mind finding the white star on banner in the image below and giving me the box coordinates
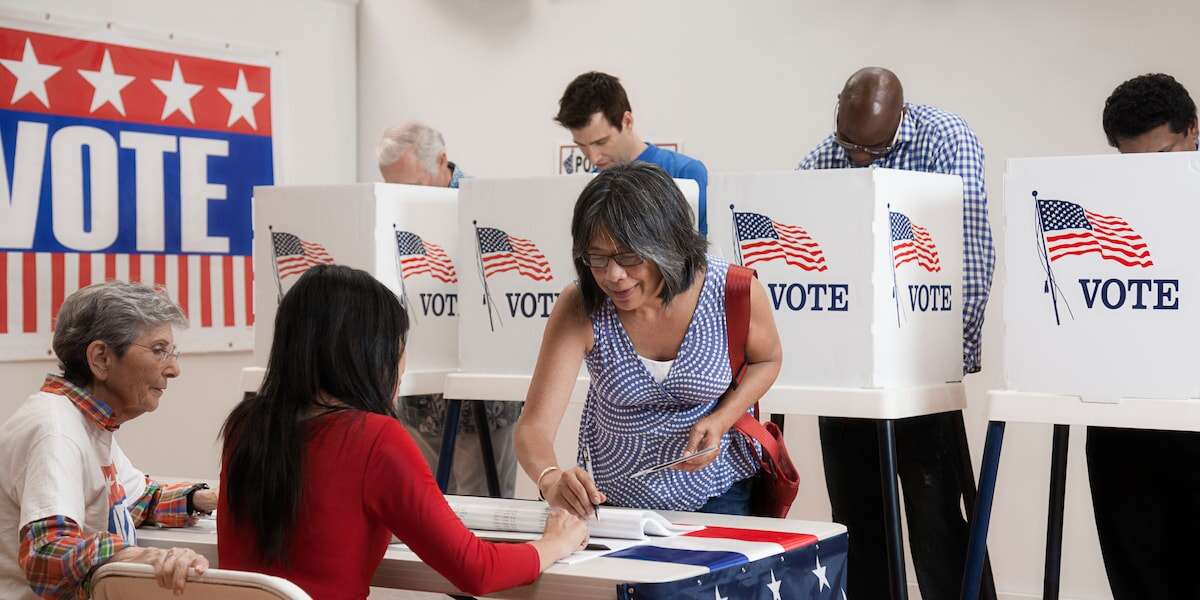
[78,49,134,115]
[812,554,830,592]
[713,584,728,600]
[152,60,202,122]
[0,38,61,107]
[766,569,783,600]
[217,68,264,129]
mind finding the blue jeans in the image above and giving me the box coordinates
[696,474,756,515]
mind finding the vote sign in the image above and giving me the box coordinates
[0,23,275,359]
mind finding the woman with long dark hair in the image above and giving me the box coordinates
[217,265,586,598]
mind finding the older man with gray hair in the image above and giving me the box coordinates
[378,121,464,188]
[378,122,520,498]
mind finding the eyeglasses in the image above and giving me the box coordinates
[131,343,181,363]
[833,102,907,158]
[578,252,645,269]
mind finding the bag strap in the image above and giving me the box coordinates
[725,264,754,391]
[725,263,768,430]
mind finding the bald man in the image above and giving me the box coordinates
[798,68,995,600]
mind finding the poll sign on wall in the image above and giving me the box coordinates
[0,18,275,360]
[556,141,682,175]
[708,168,963,388]
[253,184,459,395]
[457,176,699,376]
[1005,153,1200,402]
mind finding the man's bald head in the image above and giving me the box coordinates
[836,67,905,165]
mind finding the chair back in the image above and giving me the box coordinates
[91,562,311,600]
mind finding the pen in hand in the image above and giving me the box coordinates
[583,445,600,520]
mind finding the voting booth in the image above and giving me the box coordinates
[707,168,964,417]
[1004,152,1200,403]
[445,175,701,402]
[252,183,460,396]
[962,152,1200,600]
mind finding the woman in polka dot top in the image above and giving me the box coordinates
[515,162,783,516]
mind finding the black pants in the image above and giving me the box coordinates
[820,412,993,600]
[1087,426,1200,599]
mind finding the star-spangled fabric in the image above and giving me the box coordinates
[798,102,993,373]
[1036,198,1152,268]
[614,529,849,599]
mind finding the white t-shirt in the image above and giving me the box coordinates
[0,388,145,600]
[639,354,676,384]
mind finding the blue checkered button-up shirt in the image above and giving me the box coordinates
[798,103,995,374]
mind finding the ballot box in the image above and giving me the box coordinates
[252,183,459,395]
[707,168,964,393]
[447,175,700,402]
[1004,152,1200,403]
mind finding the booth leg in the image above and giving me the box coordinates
[436,400,463,493]
[1043,424,1070,600]
[473,400,501,498]
[953,411,998,600]
[960,421,1006,600]
[878,419,909,600]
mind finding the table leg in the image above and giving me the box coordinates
[1043,424,1069,600]
[473,400,501,497]
[878,419,909,600]
[952,411,998,600]
[960,420,1005,600]
[436,399,463,493]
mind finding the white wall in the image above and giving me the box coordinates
[0,0,358,481]
[357,1,1198,599]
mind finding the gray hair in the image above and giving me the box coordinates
[377,122,445,176]
[570,162,708,315]
[53,280,188,387]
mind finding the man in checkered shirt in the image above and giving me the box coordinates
[798,67,995,600]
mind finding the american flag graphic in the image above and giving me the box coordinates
[1037,199,1153,268]
[734,211,828,271]
[271,232,333,279]
[0,27,272,350]
[476,226,553,281]
[395,231,457,283]
[890,212,942,272]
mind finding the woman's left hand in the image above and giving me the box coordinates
[674,413,734,472]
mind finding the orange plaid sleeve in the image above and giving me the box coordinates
[18,515,129,599]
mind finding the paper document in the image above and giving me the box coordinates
[446,496,703,541]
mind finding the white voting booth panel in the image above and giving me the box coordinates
[253,183,459,396]
[707,169,963,416]
[1004,152,1200,404]
[448,175,700,402]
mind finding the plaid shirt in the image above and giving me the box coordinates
[17,375,205,599]
[798,103,995,374]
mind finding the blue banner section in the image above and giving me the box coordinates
[0,109,271,256]
[617,532,849,600]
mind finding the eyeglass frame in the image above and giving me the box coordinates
[577,252,645,269]
[833,101,907,158]
[130,342,181,363]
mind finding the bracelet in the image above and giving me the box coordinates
[535,466,561,500]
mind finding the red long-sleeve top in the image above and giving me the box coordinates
[217,411,539,599]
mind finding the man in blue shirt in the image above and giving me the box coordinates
[555,71,710,234]
[1090,73,1199,600]
[798,67,996,600]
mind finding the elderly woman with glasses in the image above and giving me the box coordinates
[515,162,783,518]
[0,281,216,599]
